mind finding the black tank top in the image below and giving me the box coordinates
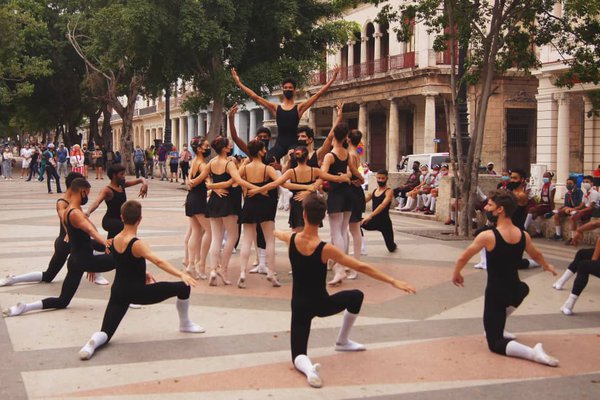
[65,208,92,256]
[106,186,127,219]
[327,152,349,190]
[486,228,525,294]
[371,188,390,218]
[289,233,328,302]
[111,238,146,290]
[210,161,232,184]
[57,198,69,237]
[276,105,300,147]
[291,151,319,169]
[190,168,207,195]
[290,168,315,195]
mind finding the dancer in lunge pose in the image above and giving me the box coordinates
[559,236,600,315]
[3,178,114,317]
[231,67,339,162]
[184,136,214,280]
[86,164,148,285]
[452,190,560,367]
[274,193,415,388]
[78,201,203,360]
[362,170,397,252]
[0,172,86,287]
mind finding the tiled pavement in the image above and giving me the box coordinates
[0,178,599,399]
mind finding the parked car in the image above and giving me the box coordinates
[398,152,450,172]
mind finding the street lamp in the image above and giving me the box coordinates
[163,84,173,152]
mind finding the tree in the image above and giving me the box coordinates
[374,0,599,236]
[179,0,358,138]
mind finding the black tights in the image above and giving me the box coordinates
[291,289,363,361]
[568,248,594,273]
[483,282,529,355]
[572,260,600,296]
[45,165,61,193]
[103,217,124,239]
[41,239,106,283]
[362,217,397,252]
[101,282,190,341]
[41,253,114,310]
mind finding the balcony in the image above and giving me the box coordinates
[139,105,157,116]
[309,52,417,85]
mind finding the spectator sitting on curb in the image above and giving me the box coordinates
[555,175,599,244]
[394,161,421,210]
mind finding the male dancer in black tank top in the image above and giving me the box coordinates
[0,172,85,287]
[232,67,339,163]
[453,190,559,367]
[3,178,114,317]
[362,170,397,252]
[78,200,204,360]
[275,193,415,388]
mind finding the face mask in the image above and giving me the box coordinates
[485,210,498,223]
[283,90,294,100]
[261,139,270,150]
[297,139,308,147]
[487,166,493,170]
[501,175,510,181]
[81,194,89,206]
[117,178,126,187]
[542,177,550,184]
[202,148,211,158]
[506,181,520,191]
[377,180,387,187]
[413,165,420,172]
[582,182,591,191]
[421,171,428,175]
[566,184,574,191]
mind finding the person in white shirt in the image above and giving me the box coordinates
[564,175,600,245]
[20,144,33,179]
[2,146,14,180]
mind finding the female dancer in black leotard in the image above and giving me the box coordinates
[320,123,364,285]
[189,136,259,286]
[347,129,366,279]
[184,136,214,280]
[274,193,415,388]
[362,170,397,252]
[231,67,339,163]
[0,172,84,286]
[78,200,204,360]
[3,178,114,317]
[453,190,559,367]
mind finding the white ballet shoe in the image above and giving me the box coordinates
[307,363,322,388]
[3,302,26,317]
[473,262,487,270]
[335,339,366,352]
[79,341,97,360]
[208,270,218,286]
[128,304,141,309]
[552,281,564,290]
[533,343,559,367]
[249,265,268,274]
[185,266,200,280]
[560,306,574,315]
[346,270,358,280]
[94,274,110,285]
[180,322,206,333]
[267,273,281,287]
[0,275,15,287]
[327,272,346,286]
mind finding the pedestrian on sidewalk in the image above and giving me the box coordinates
[43,144,62,193]
[2,145,14,180]
[57,143,69,178]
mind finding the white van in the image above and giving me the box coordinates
[398,152,450,172]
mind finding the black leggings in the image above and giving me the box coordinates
[180,162,189,181]
[41,253,114,310]
[134,162,146,178]
[572,259,600,296]
[103,216,124,239]
[568,248,594,273]
[393,187,412,200]
[101,282,191,341]
[42,237,70,283]
[483,282,529,355]
[265,142,291,164]
[362,217,396,252]
[291,289,363,361]
[45,165,61,193]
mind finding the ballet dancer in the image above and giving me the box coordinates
[559,236,600,315]
[274,193,415,388]
[452,190,559,367]
[78,200,204,360]
[361,170,397,252]
[347,129,366,279]
[3,178,114,317]
[231,67,339,162]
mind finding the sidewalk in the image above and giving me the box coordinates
[0,178,599,399]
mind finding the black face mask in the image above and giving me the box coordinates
[117,178,126,187]
[202,148,211,158]
[485,211,498,223]
[297,139,308,147]
[506,181,520,191]
[283,90,294,100]
[261,139,270,150]
[81,194,89,206]
[377,180,387,187]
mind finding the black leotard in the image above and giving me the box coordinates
[185,169,208,217]
[362,188,396,252]
[266,105,300,162]
[349,176,366,223]
[326,152,352,213]
[288,167,315,229]
[240,165,276,224]
[207,161,236,218]
[102,186,127,238]
[42,199,71,283]
[290,151,319,169]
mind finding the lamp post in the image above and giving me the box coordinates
[163,85,173,152]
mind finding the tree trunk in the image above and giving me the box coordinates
[209,95,225,142]
[119,105,135,173]
[102,104,112,151]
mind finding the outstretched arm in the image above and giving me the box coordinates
[298,67,340,117]
[125,177,148,198]
[524,232,557,274]
[322,243,416,293]
[452,233,490,287]
[228,104,249,155]
[274,230,292,244]
[316,99,343,162]
[231,68,277,115]
[85,187,110,215]
[132,240,197,287]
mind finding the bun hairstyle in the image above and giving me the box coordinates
[294,146,309,163]
[211,136,229,154]
[190,136,207,154]
[348,129,362,146]
[247,138,265,158]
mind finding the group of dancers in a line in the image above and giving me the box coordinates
[1,72,597,388]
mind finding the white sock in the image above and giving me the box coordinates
[429,197,437,212]
[524,213,533,230]
[450,210,456,221]
[361,240,367,255]
[5,271,43,285]
[533,219,541,233]
[176,298,205,333]
[526,258,540,268]
[555,226,562,236]
[553,270,575,290]
[401,197,415,210]
[3,300,43,317]
[79,331,108,360]
[396,197,405,209]
[423,194,430,207]
[258,248,266,268]
[561,293,578,315]
[505,341,559,366]
[335,311,365,351]
[294,355,322,388]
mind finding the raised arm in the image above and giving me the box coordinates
[322,243,416,293]
[85,187,110,215]
[132,240,196,287]
[125,177,148,198]
[231,68,277,115]
[228,104,249,155]
[524,232,557,275]
[316,100,343,162]
[298,67,340,117]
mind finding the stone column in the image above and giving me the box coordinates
[181,116,187,148]
[347,41,355,66]
[358,102,368,134]
[249,108,257,140]
[423,92,437,153]
[187,114,195,142]
[555,93,570,199]
[535,92,558,171]
[206,112,212,136]
[374,32,382,62]
[388,99,400,171]
[332,106,338,126]
[360,37,367,64]
[583,97,596,173]
[309,108,317,132]
[199,113,206,136]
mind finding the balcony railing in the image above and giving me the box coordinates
[139,105,157,116]
[309,52,417,86]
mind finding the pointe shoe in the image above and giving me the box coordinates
[0,275,15,287]
[208,270,218,286]
[185,266,200,280]
[327,272,346,286]
[335,339,366,352]
[249,264,268,274]
[267,273,281,287]
[217,269,231,285]
[180,322,206,333]
[237,274,246,289]
[533,343,559,367]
